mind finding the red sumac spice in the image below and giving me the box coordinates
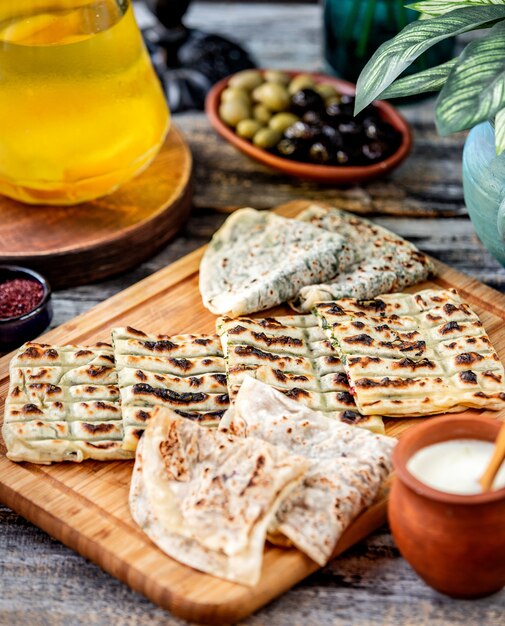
[0,278,44,319]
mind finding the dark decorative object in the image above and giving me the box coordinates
[140,0,256,112]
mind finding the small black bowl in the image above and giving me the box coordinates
[0,265,53,352]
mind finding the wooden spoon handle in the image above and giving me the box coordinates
[479,421,505,492]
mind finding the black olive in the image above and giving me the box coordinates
[336,150,350,164]
[338,119,362,135]
[362,112,381,127]
[340,94,354,106]
[277,138,301,159]
[353,104,377,123]
[308,142,331,164]
[325,101,345,120]
[290,88,325,116]
[284,121,320,142]
[362,141,388,161]
[364,121,380,140]
[302,110,324,126]
[321,125,344,148]
[378,121,402,144]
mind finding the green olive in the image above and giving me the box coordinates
[252,82,290,112]
[219,100,251,127]
[288,73,316,95]
[229,69,264,92]
[315,83,339,101]
[253,127,282,149]
[264,70,291,86]
[253,104,272,124]
[269,112,300,133]
[236,118,264,139]
[221,87,251,105]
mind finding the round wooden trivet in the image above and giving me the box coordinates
[0,125,192,289]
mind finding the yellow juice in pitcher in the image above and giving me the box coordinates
[0,0,169,205]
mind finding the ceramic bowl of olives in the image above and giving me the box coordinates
[206,69,412,183]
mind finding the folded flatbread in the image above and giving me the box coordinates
[129,406,309,586]
[217,313,384,433]
[291,204,434,312]
[3,342,133,464]
[315,288,505,417]
[219,378,396,566]
[112,327,229,451]
[199,207,357,316]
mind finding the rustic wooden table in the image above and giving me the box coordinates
[1,3,504,625]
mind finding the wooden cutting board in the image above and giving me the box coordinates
[0,200,504,624]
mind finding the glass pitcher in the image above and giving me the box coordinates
[0,0,170,205]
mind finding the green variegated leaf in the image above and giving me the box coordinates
[494,107,505,154]
[380,58,458,98]
[408,1,505,18]
[436,21,505,134]
[354,5,505,114]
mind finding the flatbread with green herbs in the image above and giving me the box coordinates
[199,207,357,317]
[112,326,229,451]
[291,204,434,312]
[315,288,505,417]
[3,342,132,464]
[216,313,384,433]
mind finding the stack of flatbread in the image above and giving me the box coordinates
[130,378,396,584]
[3,342,133,464]
[199,204,434,317]
[217,313,384,434]
[112,327,229,451]
[315,288,505,416]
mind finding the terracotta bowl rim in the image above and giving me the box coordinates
[205,69,412,183]
[393,414,505,505]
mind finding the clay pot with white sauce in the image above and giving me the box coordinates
[388,415,505,598]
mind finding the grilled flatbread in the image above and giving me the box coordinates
[219,378,396,566]
[291,204,434,312]
[315,288,505,417]
[112,327,229,451]
[199,207,357,316]
[217,313,384,433]
[129,406,309,586]
[3,342,133,464]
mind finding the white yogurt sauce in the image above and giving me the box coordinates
[407,439,505,495]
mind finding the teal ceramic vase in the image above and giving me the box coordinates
[462,122,505,267]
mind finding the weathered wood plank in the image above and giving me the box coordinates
[1,503,503,626]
